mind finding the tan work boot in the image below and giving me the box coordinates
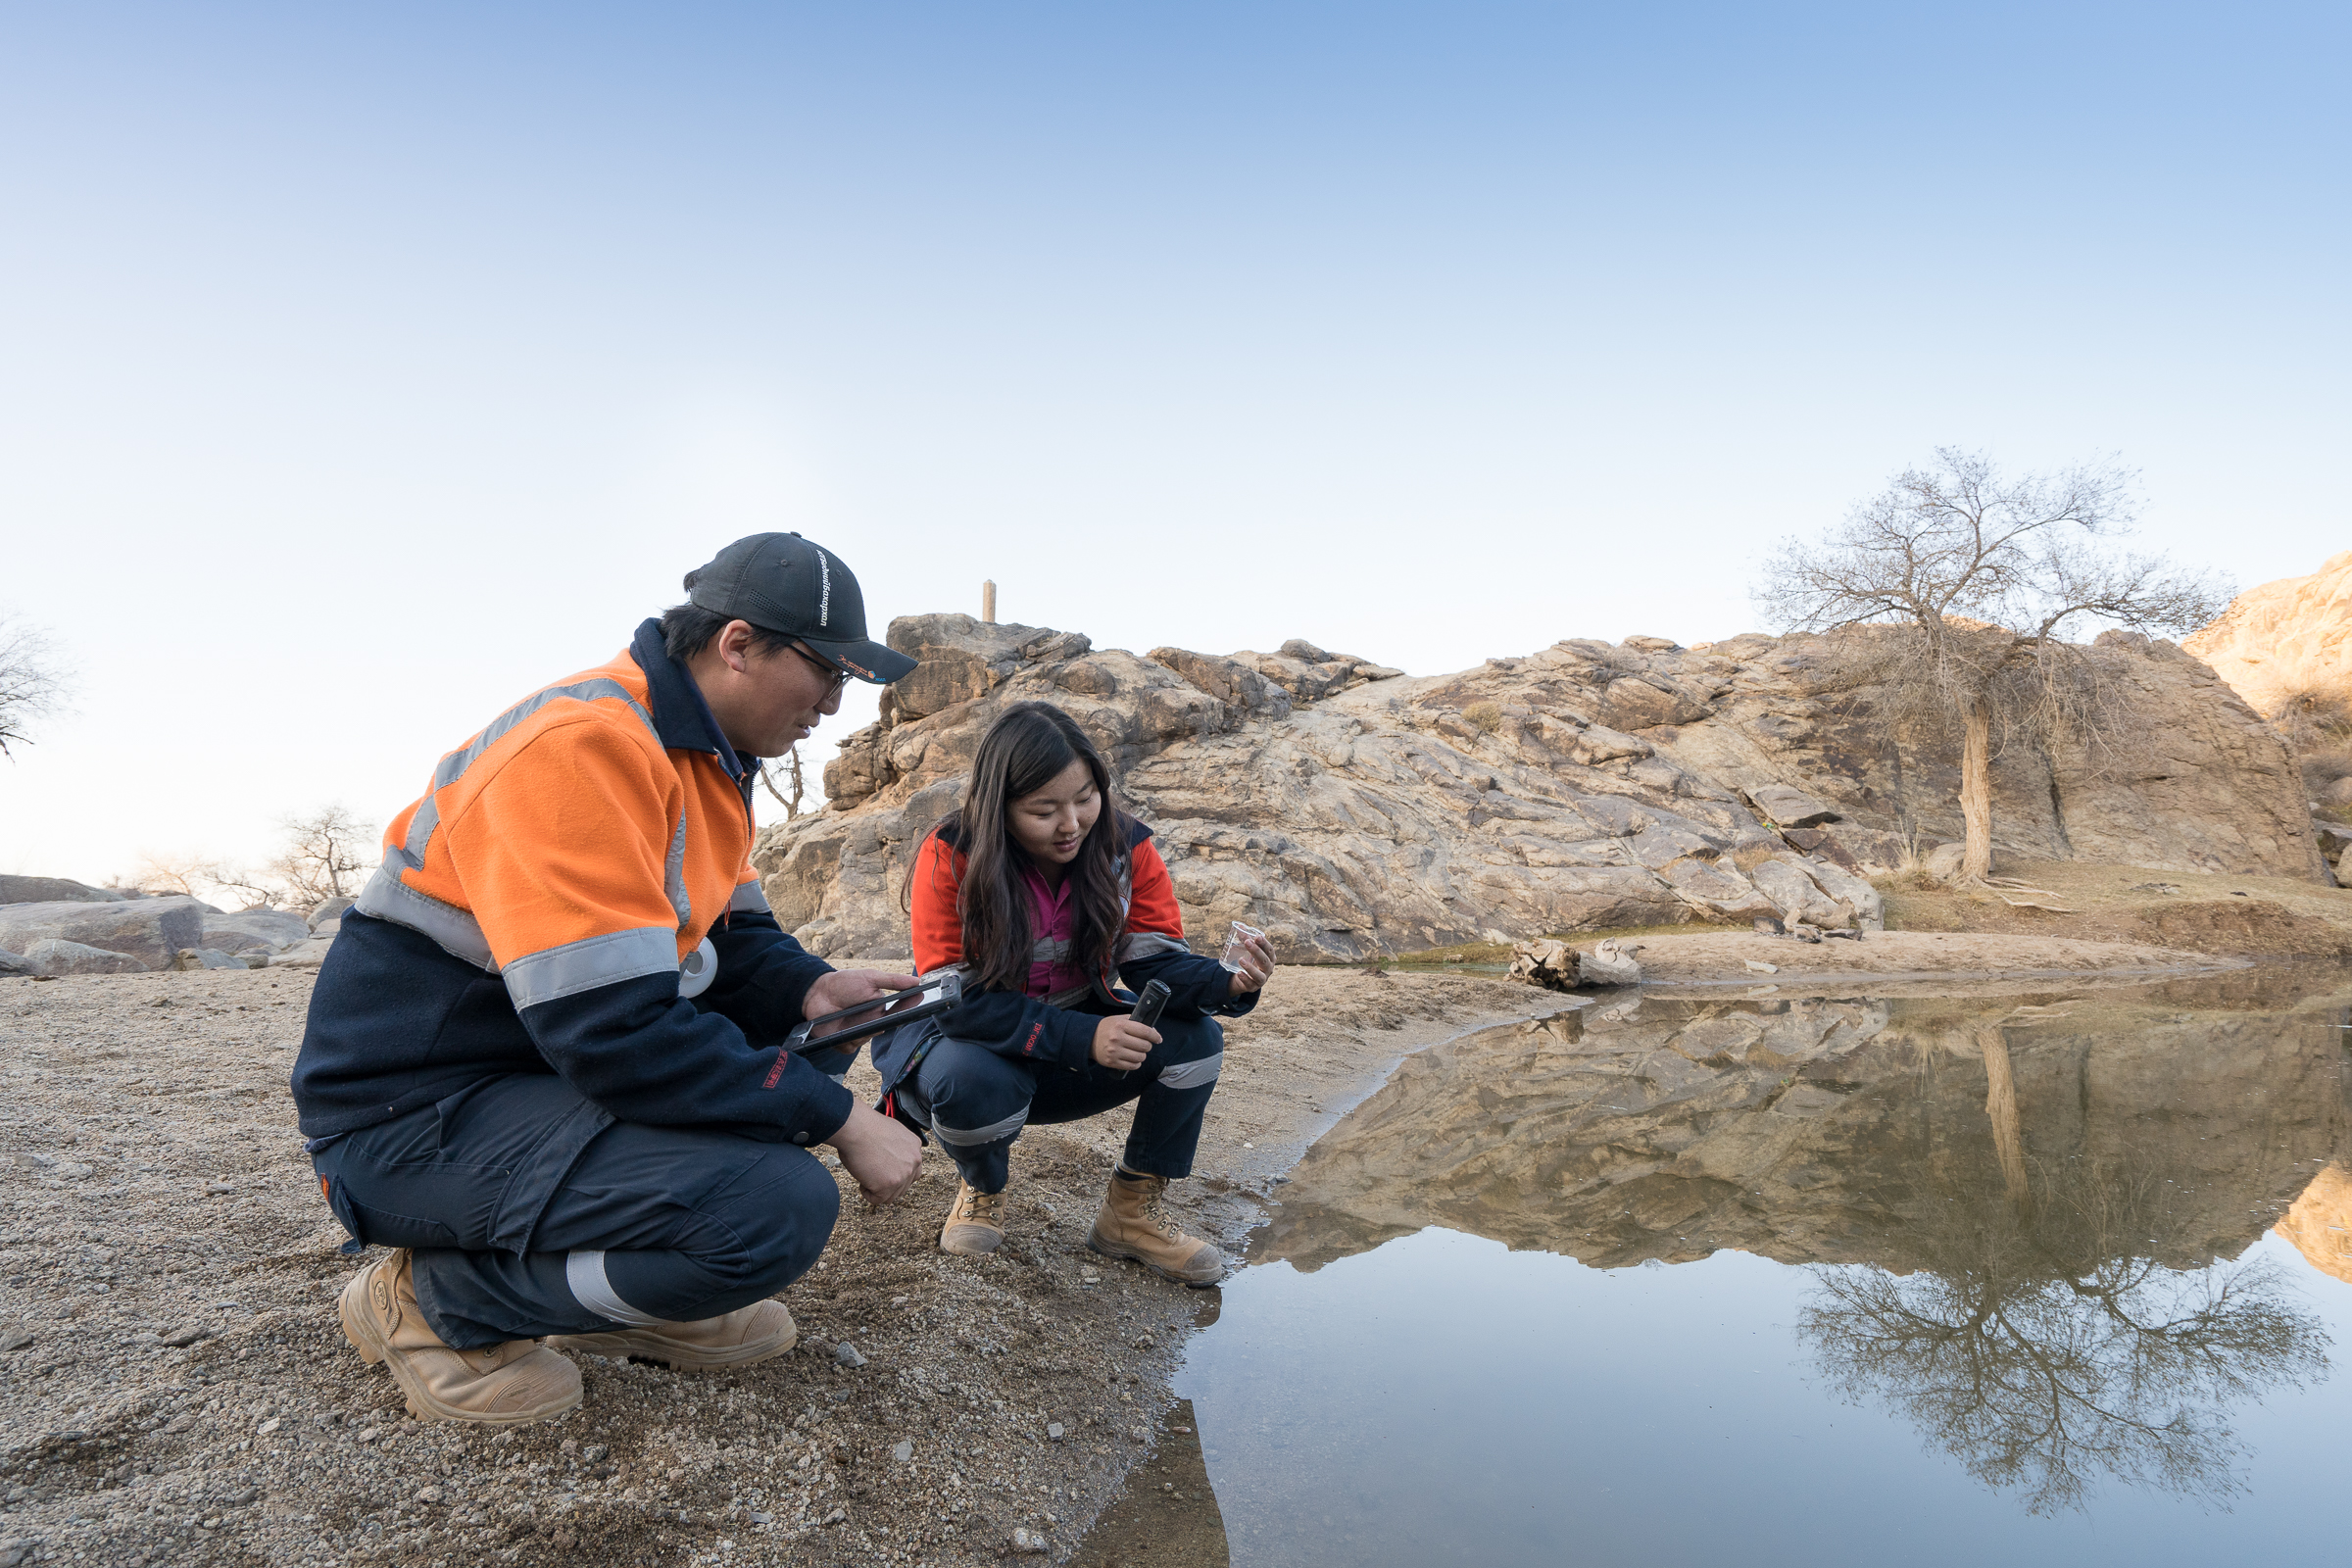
[940,1179,1007,1255]
[547,1298,797,1370]
[1088,1168,1226,1286]
[337,1250,581,1425]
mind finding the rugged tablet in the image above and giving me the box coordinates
[784,971,961,1056]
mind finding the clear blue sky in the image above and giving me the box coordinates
[3,2,2344,884]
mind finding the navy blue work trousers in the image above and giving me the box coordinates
[913,1012,1224,1194]
[311,1072,840,1349]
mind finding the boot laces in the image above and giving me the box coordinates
[956,1186,1004,1226]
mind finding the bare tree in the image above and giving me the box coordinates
[1758,450,2230,882]
[1798,1151,2324,1515]
[760,744,808,820]
[269,806,377,909]
[134,851,231,899]
[0,614,68,759]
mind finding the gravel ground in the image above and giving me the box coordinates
[0,963,1554,1568]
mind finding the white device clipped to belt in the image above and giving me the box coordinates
[677,936,718,999]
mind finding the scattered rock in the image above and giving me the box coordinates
[172,948,247,971]
[1047,1422,1065,1441]
[891,1440,914,1462]
[308,896,356,932]
[1743,958,1779,974]
[159,1324,212,1348]
[1009,1525,1050,1553]
[582,1445,608,1462]
[256,1417,281,1436]
[0,895,215,970]
[0,1321,31,1351]
[415,1485,444,1503]
[835,1342,867,1369]
[0,874,128,906]
[268,938,336,968]
[1577,939,1644,987]
[200,907,310,956]
[1922,843,1967,881]
[1748,784,1841,828]
[21,939,150,976]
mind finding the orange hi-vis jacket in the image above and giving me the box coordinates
[868,814,1255,1093]
[292,619,850,1151]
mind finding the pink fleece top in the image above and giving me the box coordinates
[1019,861,1091,1000]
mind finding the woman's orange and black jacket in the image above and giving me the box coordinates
[291,619,852,1150]
[878,814,1256,1086]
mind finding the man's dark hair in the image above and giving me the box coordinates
[659,603,800,663]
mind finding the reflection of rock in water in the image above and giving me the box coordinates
[2277,1162,2352,1285]
[1253,975,2352,1276]
[1253,971,2352,1517]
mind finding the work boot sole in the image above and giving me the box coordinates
[337,1269,584,1425]
[1086,1229,1226,1288]
[545,1313,798,1372]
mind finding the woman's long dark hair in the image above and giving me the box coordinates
[927,702,1131,993]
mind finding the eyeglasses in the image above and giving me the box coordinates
[789,643,850,698]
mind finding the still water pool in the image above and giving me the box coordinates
[1095,965,2352,1567]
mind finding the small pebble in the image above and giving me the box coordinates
[835,1342,866,1369]
[1009,1526,1048,1553]
[355,1427,379,1445]
[415,1485,444,1503]
[256,1417,280,1436]
[891,1440,913,1462]
[582,1445,608,1462]
[204,1181,235,1195]
[1047,1422,1065,1441]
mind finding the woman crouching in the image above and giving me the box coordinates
[874,701,1273,1284]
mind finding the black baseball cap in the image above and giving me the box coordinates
[683,533,915,685]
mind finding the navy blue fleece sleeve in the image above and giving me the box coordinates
[700,908,837,1046]
[518,974,855,1146]
[939,986,1099,1072]
[1118,949,1258,1020]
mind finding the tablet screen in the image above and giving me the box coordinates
[804,980,950,1046]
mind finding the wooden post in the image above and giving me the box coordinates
[981,580,997,623]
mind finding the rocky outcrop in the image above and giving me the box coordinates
[753,614,2323,961]
[759,618,1891,961]
[2183,550,2352,718]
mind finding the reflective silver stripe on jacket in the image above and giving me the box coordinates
[729,882,772,915]
[369,673,700,962]
[391,678,660,873]
[1157,1052,1223,1090]
[504,926,681,1010]
[1115,931,1193,964]
[354,864,499,972]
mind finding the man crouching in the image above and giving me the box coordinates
[290,533,924,1424]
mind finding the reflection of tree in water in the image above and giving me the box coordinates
[1797,1143,2328,1514]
